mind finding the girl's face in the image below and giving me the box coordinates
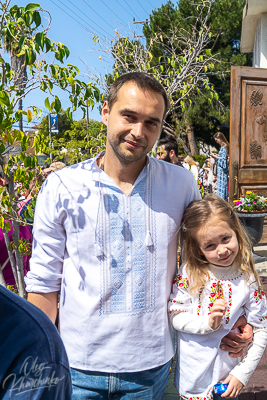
[195,218,239,267]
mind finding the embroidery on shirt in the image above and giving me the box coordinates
[208,282,218,313]
[98,165,156,316]
[224,283,232,324]
[254,287,265,303]
[197,286,204,315]
[180,384,213,399]
[174,274,189,289]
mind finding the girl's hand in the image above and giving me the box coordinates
[208,299,226,330]
[221,374,243,398]
[210,152,218,159]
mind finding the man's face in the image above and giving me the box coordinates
[156,145,171,162]
[102,82,165,164]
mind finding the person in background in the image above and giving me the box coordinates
[156,136,182,166]
[210,132,229,201]
[184,155,199,182]
[43,161,66,176]
[212,175,217,194]
[0,285,72,399]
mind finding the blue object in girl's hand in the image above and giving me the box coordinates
[214,383,228,394]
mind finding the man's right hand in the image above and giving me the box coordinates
[208,299,227,330]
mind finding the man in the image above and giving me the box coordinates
[156,136,182,166]
[0,285,71,399]
[25,72,251,399]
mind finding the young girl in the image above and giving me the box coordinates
[168,194,267,400]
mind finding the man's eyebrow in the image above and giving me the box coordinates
[119,108,161,124]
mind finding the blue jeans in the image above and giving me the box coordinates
[213,393,238,400]
[71,360,172,399]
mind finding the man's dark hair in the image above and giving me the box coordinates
[107,72,170,118]
[157,136,178,157]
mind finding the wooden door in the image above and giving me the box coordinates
[230,66,267,203]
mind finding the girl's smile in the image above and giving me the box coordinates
[195,219,239,267]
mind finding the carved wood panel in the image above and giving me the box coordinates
[230,66,267,203]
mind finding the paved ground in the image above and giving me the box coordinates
[164,245,267,400]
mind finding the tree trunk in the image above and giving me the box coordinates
[186,123,198,155]
[2,228,19,288]
[0,267,7,288]
[19,97,23,132]
[11,52,27,132]
[12,220,26,298]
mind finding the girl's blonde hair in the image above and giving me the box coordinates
[184,155,198,166]
[180,194,260,295]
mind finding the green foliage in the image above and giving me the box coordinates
[0,2,103,295]
[193,155,207,168]
[38,111,106,164]
[102,0,251,154]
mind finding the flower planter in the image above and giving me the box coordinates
[236,212,267,246]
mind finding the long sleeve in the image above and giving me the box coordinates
[24,174,67,293]
[230,328,267,386]
[170,310,214,335]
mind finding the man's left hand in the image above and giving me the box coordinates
[220,316,253,358]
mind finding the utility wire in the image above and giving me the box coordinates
[68,0,115,32]
[49,0,111,40]
[58,0,112,38]
[136,0,150,15]
[122,0,141,20]
[147,0,154,10]
[98,0,125,24]
[112,0,137,19]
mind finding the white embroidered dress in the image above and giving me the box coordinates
[168,263,267,400]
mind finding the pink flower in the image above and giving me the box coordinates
[262,291,265,296]
[212,283,217,287]
[210,293,215,297]
[209,303,213,307]
[229,295,232,298]
[179,283,184,287]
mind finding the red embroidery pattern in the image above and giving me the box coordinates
[254,287,265,303]
[173,274,189,290]
[225,284,232,324]
[197,286,204,316]
[169,298,184,305]
[208,282,218,313]
[259,316,267,322]
[180,385,213,399]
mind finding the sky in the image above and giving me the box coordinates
[13,0,169,129]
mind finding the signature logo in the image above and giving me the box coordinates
[2,356,65,397]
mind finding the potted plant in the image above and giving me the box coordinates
[233,191,267,213]
[233,191,267,254]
